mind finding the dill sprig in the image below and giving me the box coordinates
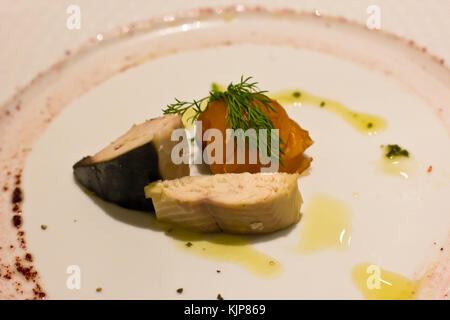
[162,96,209,124]
[163,76,284,163]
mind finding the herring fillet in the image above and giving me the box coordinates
[145,173,302,234]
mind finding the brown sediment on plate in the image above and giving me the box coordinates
[415,233,450,300]
[0,165,45,299]
[0,5,449,298]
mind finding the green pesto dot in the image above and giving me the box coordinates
[292,91,301,98]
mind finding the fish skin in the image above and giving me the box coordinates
[73,114,189,211]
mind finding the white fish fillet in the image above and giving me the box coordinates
[145,172,302,234]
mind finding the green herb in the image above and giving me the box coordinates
[185,242,193,247]
[292,91,301,98]
[211,82,221,92]
[367,122,373,128]
[320,101,326,107]
[163,96,208,124]
[163,76,285,163]
[385,144,409,159]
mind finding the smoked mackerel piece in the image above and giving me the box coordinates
[73,114,189,211]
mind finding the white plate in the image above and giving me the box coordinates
[0,6,449,299]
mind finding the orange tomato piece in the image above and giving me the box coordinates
[197,98,313,174]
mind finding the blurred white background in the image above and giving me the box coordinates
[0,0,449,103]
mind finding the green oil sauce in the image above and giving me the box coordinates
[271,89,387,135]
[181,108,197,129]
[207,84,387,134]
[297,194,352,254]
[376,145,415,179]
[352,263,419,300]
[156,222,281,278]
